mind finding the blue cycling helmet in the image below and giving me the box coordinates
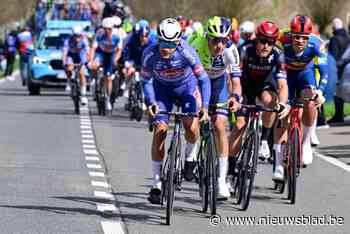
[138,19,149,28]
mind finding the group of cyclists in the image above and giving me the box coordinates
[28,0,329,210]
[141,16,327,205]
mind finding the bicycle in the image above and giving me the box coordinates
[196,118,218,216]
[127,71,144,122]
[275,97,317,204]
[158,106,197,225]
[230,104,278,210]
[70,64,82,115]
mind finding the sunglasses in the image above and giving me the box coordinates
[292,34,309,41]
[209,36,228,44]
[257,38,275,46]
[159,40,178,49]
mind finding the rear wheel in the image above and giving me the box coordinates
[28,79,40,95]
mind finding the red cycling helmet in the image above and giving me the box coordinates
[230,29,240,44]
[256,20,279,40]
[290,15,313,35]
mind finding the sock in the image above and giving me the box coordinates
[218,156,228,184]
[185,142,198,162]
[81,86,87,96]
[302,125,312,145]
[152,160,162,189]
[273,144,285,168]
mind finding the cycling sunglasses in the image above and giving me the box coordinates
[159,40,178,49]
[292,34,309,41]
[257,37,276,46]
[209,36,228,44]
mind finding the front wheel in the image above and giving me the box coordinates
[288,128,299,204]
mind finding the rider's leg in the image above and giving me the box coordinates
[300,87,317,165]
[65,63,74,93]
[79,66,88,104]
[260,90,278,159]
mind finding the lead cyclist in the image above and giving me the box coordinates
[190,16,241,198]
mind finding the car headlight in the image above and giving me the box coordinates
[33,56,47,64]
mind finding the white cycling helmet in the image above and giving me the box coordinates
[239,21,255,34]
[102,17,114,29]
[73,25,83,35]
[111,16,122,27]
[157,18,182,42]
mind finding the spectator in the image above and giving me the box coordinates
[328,17,350,124]
[4,31,17,81]
[17,26,34,86]
[68,0,92,21]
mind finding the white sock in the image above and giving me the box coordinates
[81,86,87,96]
[273,144,285,168]
[218,157,228,184]
[185,141,198,162]
[152,160,162,189]
[302,125,312,145]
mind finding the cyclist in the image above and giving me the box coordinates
[142,18,211,204]
[238,21,256,51]
[190,16,241,198]
[282,15,327,167]
[89,17,123,111]
[123,24,156,85]
[229,21,289,182]
[62,25,90,105]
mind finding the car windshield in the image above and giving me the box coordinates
[39,33,71,49]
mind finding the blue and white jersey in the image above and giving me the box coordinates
[93,29,122,54]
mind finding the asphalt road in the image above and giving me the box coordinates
[0,76,349,234]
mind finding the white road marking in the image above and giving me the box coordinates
[85,156,99,161]
[81,125,92,129]
[83,144,96,149]
[82,134,94,139]
[84,149,98,155]
[81,130,93,134]
[97,203,117,212]
[101,221,124,234]
[89,171,105,177]
[94,191,115,200]
[315,151,350,173]
[80,116,90,119]
[91,181,109,188]
[82,139,95,144]
[87,164,102,169]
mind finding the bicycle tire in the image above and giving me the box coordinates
[197,140,208,212]
[207,131,217,215]
[241,130,258,211]
[71,81,80,115]
[288,127,298,204]
[165,128,179,225]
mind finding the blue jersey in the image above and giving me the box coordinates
[123,33,156,69]
[93,29,122,54]
[63,36,89,64]
[141,39,211,108]
[68,7,91,21]
[283,35,328,91]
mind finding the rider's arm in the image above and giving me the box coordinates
[276,52,288,104]
[226,44,242,99]
[141,49,155,106]
[62,39,69,65]
[315,43,328,93]
[113,36,123,63]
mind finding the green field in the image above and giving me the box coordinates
[324,102,350,119]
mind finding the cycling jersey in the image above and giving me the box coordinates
[239,41,286,107]
[63,36,89,65]
[283,34,328,95]
[190,35,241,115]
[141,39,211,123]
[93,29,122,53]
[17,31,34,56]
[123,32,156,69]
[68,7,92,21]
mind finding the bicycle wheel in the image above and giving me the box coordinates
[197,140,208,212]
[134,82,144,122]
[165,133,178,225]
[240,131,258,211]
[288,127,298,204]
[207,131,217,215]
[71,81,80,115]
